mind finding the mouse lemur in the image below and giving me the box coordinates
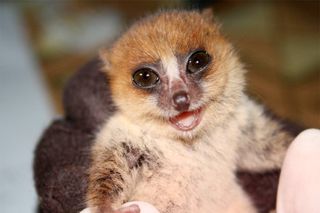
[87,9,293,213]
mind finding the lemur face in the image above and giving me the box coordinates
[130,49,211,131]
[101,10,244,137]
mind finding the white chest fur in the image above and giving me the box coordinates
[96,112,256,213]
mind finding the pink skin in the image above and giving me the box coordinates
[112,204,140,213]
[80,205,140,213]
[169,107,203,131]
[277,129,320,213]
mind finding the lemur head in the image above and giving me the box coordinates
[100,10,245,140]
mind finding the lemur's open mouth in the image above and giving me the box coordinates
[169,108,203,131]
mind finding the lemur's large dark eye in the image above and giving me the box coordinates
[132,68,159,88]
[187,50,211,73]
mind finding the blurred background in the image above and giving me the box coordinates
[0,0,319,212]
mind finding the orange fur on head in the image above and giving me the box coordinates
[99,9,245,140]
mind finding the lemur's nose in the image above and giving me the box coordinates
[172,91,190,112]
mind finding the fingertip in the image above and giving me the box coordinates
[118,204,140,213]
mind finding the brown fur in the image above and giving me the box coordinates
[86,9,294,212]
[33,58,302,213]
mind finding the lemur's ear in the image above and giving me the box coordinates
[99,48,111,72]
[201,8,214,22]
[201,8,221,32]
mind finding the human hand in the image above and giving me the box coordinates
[79,204,139,213]
[81,201,159,213]
[277,129,320,213]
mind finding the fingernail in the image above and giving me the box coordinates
[119,204,140,213]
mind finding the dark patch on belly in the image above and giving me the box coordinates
[121,142,161,169]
